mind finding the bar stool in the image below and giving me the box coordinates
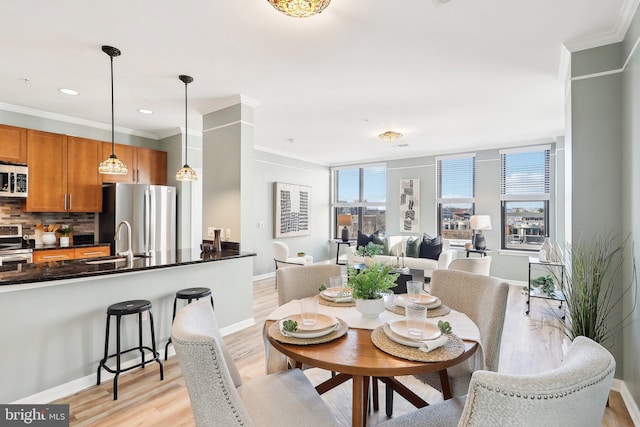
[97,299,164,400]
[164,287,214,360]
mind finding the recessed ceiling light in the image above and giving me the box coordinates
[137,108,153,114]
[59,88,79,96]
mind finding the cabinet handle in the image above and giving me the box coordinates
[82,251,106,255]
[41,255,68,260]
[64,194,67,210]
[69,194,73,211]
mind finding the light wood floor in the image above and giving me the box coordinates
[55,276,634,426]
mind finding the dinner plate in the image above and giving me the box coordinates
[280,318,339,339]
[383,323,448,351]
[394,293,438,306]
[282,313,338,332]
[322,287,351,298]
[387,319,442,341]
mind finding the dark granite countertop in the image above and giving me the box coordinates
[0,249,256,286]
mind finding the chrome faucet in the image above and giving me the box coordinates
[115,220,134,263]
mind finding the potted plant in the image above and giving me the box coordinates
[558,234,636,346]
[57,226,72,247]
[347,262,398,318]
[355,242,384,266]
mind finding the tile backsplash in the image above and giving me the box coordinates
[0,199,96,236]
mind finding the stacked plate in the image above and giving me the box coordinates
[280,313,339,338]
[383,319,448,351]
[319,287,353,303]
[393,292,442,309]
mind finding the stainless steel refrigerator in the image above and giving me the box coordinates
[100,183,177,256]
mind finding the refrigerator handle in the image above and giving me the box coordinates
[144,189,151,255]
[149,188,156,255]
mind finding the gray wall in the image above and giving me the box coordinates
[249,150,332,276]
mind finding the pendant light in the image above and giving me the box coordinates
[175,74,197,181]
[98,45,128,175]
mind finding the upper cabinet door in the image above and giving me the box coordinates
[0,124,27,164]
[136,147,167,185]
[67,137,102,212]
[24,130,68,212]
[101,142,136,184]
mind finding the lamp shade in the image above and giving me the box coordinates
[469,215,492,231]
[337,214,352,227]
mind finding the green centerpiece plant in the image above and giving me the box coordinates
[355,242,384,267]
[347,262,398,319]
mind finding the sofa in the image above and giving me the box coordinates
[347,234,456,279]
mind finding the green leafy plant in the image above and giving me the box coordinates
[346,262,398,300]
[282,319,298,332]
[57,227,73,237]
[438,320,452,334]
[355,242,384,258]
[318,283,327,292]
[531,274,555,298]
[557,234,637,346]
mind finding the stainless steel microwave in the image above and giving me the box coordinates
[0,163,28,197]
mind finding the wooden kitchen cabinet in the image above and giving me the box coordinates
[23,130,67,212]
[74,245,110,259]
[101,143,167,185]
[0,124,27,164]
[33,248,75,263]
[136,146,167,185]
[24,131,102,212]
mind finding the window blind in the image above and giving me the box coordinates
[500,146,550,201]
[437,154,476,203]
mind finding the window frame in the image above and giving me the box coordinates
[436,153,476,246]
[499,145,551,251]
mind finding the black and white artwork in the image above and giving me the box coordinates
[274,182,311,238]
[400,179,420,232]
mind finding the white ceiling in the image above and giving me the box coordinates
[0,0,635,166]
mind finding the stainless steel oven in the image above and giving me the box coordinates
[0,163,28,198]
[0,225,32,265]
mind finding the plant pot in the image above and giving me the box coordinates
[355,298,385,319]
[364,257,373,267]
[60,236,70,247]
[42,232,56,246]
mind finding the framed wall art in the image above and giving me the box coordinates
[274,182,311,238]
[400,179,420,232]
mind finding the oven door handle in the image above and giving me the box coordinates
[0,255,30,263]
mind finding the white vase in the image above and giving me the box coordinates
[60,236,70,247]
[42,232,56,246]
[552,242,562,262]
[355,298,385,319]
[541,237,552,261]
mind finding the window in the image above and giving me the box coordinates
[500,146,550,251]
[437,154,475,245]
[332,164,386,238]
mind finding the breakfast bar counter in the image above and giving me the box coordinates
[0,248,256,403]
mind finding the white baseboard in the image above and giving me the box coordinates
[11,316,255,405]
[253,271,275,281]
[612,378,640,426]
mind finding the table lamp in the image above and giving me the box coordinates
[469,215,492,250]
[338,214,352,242]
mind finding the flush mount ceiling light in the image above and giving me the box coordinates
[267,0,331,18]
[175,74,197,182]
[98,45,128,175]
[378,131,403,142]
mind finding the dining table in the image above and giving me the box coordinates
[265,296,481,427]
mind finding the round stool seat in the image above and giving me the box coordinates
[175,288,211,300]
[107,300,152,315]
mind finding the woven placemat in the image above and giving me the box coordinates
[269,317,348,345]
[385,303,451,317]
[371,327,464,363]
[315,294,356,307]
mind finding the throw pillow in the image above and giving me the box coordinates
[357,230,383,250]
[405,236,421,258]
[419,234,443,260]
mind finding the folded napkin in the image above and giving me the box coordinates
[383,323,449,353]
[320,290,353,303]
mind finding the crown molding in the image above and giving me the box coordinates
[0,101,159,140]
[201,94,261,115]
[563,0,640,52]
[156,126,203,140]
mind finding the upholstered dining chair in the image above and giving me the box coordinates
[272,241,314,288]
[379,336,615,427]
[384,269,509,414]
[276,263,342,305]
[448,256,492,276]
[172,299,339,427]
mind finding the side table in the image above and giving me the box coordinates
[333,239,357,265]
[465,249,491,257]
[527,256,565,316]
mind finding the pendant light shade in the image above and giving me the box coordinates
[99,45,128,175]
[176,74,197,181]
[267,0,332,17]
